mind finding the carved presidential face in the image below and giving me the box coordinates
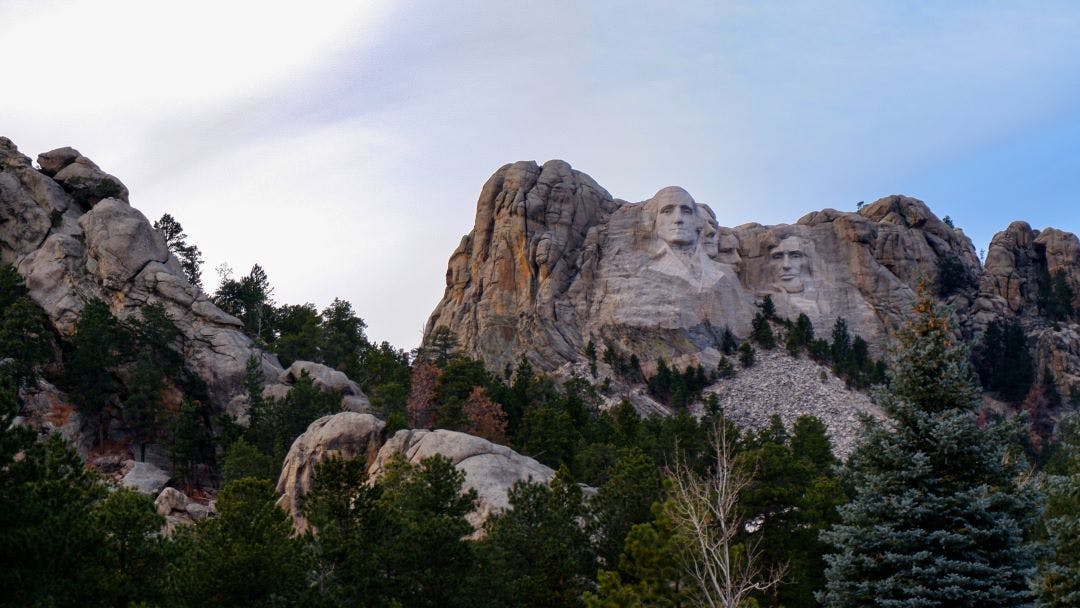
[696,206,719,258]
[770,235,810,293]
[716,232,741,267]
[650,187,698,249]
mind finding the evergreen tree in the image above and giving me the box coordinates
[0,266,52,387]
[737,416,846,608]
[820,293,1041,607]
[64,299,126,446]
[0,413,108,607]
[305,457,389,606]
[1038,268,1075,322]
[221,437,275,482]
[589,449,664,569]
[829,318,851,369]
[759,295,777,319]
[213,264,275,342]
[974,319,1034,402]
[271,302,322,365]
[171,401,213,490]
[320,297,368,369]
[92,487,167,607]
[154,213,204,287]
[738,342,756,368]
[421,325,459,366]
[584,502,692,608]
[1035,413,1080,607]
[125,351,164,461]
[165,477,310,607]
[751,312,776,349]
[937,254,970,297]
[720,326,739,355]
[716,356,735,379]
[376,454,478,608]
[477,468,595,608]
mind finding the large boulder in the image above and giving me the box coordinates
[369,428,556,528]
[280,360,364,396]
[45,149,129,210]
[275,412,385,531]
[121,461,171,496]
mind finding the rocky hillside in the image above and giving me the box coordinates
[0,137,281,413]
[426,160,1080,404]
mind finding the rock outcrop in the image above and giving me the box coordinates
[0,137,282,408]
[427,159,1080,434]
[370,428,557,528]
[121,461,171,496]
[426,162,981,375]
[275,412,385,531]
[275,413,560,532]
[155,487,215,534]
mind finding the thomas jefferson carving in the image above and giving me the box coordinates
[697,204,719,259]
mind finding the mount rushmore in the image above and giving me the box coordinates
[425,159,1080,402]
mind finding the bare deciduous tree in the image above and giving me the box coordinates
[666,422,785,608]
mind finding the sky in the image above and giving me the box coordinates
[3,1,1080,350]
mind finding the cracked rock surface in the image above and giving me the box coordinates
[0,137,282,409]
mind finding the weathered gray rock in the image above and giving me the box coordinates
[121,461,171,495]
[80,198,170,288]
[342,394,372,413]
[154,487,190,516]
[0,137,284,413]
[155,487,215,534]
[36,147,81,177]
[280,360,363,396]
[369,428,556,528]
[50,152,128,209]
[276,412,385,531]
[426,162,983,376]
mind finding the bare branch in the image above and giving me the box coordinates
[666,418,786,608]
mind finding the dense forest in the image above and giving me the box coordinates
[0,216,1077,607]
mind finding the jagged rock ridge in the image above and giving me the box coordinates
[427,159,1080,410]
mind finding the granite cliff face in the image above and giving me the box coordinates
[427,161,980,371]
[0,137,281,409]
[427,160,1080,401]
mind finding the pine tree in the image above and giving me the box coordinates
[1035,413,1080,607]
[477,467,595,608]
[154,213,204,288]
[589,449,664,569]
[165,478,309,607]
[720,326,739,355]
[751,312,776,349]
[584,501,691,608]
[738,342,756,368]
[64,299,126,446]
[819,292,1041,607]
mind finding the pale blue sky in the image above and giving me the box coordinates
[3,1,1079,349]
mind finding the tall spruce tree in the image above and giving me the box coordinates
[1035,413,1080,607]
[819,292,1041,607]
